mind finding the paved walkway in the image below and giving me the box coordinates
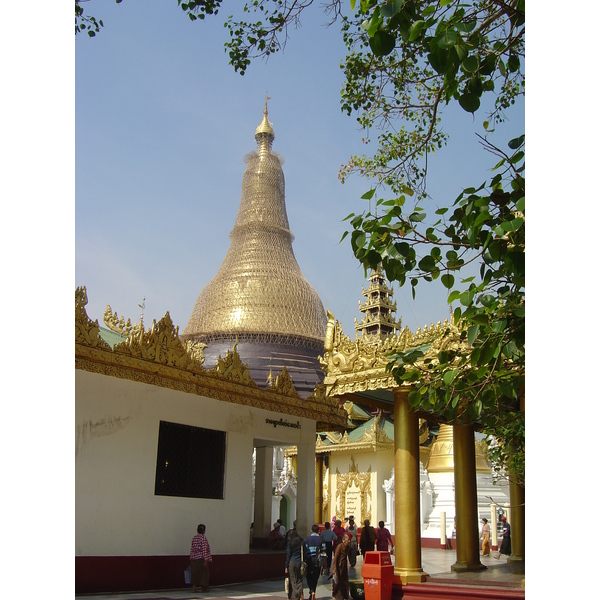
[75,549,525,599]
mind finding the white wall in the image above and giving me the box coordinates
[76,370,316,557]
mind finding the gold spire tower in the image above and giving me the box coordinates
[354,265,401,340]
[182,99,327,396]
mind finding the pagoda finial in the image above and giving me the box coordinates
[255,94,275,144]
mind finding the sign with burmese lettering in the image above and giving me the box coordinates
[265,418,301,429]
[345,482,361,522]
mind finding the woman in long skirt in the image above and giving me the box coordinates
[480,518,491,557]
[330,534,351,600]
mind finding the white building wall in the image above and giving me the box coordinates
[76,370,316,557]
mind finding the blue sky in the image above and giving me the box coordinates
[75,1,524,337]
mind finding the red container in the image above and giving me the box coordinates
[361,551,393,600]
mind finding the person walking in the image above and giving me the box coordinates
[332,520,347,551]
[285,523,310,600]
[190,524,212,593]
[376,521,394,553]
[495,516,511,559]
[330,533,351,600]
[480,518,491,557]
[359,519,376,556]
[305,524,322,600]
[319,521,337,574]
[345,516,359,568]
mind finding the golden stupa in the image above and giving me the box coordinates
[182,99,327,396]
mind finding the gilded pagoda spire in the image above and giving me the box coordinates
[255,94,275,149]
[182,101,327,347]
[354,265,401,340]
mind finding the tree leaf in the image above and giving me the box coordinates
[369,30,396,56]
[462,55,479,74]
[500,217,524,232]
[409,20,425,42]
[381,1,404,18]
[459,92,480,113]
[467,324,479,346]
[443,369,457,385]
[508,134,525,150]
[441,273,454,289]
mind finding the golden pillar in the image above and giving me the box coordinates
[508,475,525,562]
[393,389,428,583]
[315,454,324,524]
[451,424,486,572]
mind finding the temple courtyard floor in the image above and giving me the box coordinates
[75,548,527,600]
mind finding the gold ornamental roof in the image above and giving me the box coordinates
[182,100,327,344]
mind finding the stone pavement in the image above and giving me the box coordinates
[75,549,525,599]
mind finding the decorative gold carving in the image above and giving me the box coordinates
[335,457,372,523]
[75,289,347,430]
[112,312,206,372]
[273,367,300,398]
[184,340,207,365]
[343,401,371,423]
[103,305,135,337]
[209,340,257,387]
[75,287,111,350]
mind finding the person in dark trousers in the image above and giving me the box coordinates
[305,524,321,600]
[319,521,337,574]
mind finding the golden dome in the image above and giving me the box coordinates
[182,101,327,345]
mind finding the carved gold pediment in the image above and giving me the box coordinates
[273,366,300,398]
[209,340,257,387]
